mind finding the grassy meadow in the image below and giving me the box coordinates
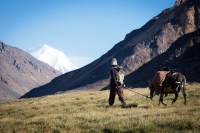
[0,83,200,133]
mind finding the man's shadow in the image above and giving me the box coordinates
[105,103,138,108]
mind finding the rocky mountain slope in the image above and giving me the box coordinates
[0,42,61,100]
[125,28,200,88]
[21,0,200,98]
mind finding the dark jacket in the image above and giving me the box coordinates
[110,66,118,86]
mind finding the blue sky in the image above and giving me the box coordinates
[0,0,175,67]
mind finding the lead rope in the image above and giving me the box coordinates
[125,87,151,99]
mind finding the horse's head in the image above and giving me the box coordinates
[148,80,152,89]
[148,80,155,99]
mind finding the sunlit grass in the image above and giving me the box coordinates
[0,83,200,133]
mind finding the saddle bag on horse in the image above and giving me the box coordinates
[150,71,172,94]
[151,71,169,87]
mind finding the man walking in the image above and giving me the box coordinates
[109,58,126,106]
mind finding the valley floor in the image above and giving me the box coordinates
[0,83,200,133]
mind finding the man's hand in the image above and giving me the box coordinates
[123,84,126,88]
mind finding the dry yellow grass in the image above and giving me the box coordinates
[0,82,200,133]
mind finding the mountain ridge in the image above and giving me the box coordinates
[21,0,200,98]
[0,42,61,100]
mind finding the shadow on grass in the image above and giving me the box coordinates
[121,103,138,108]
[103,128,112,133]
[105,103,138,108]
[103,128,134,133]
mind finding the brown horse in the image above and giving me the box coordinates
[148,72,187,106]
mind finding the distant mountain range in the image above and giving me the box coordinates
[21,0,200,98]
[28,44,78,74]
[0,42,61,100]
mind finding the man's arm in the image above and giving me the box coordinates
[111,68,118,87]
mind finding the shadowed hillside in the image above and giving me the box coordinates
[21,0,200,98]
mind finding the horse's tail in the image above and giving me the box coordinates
[183,75,188,85]
[184,79,188,85]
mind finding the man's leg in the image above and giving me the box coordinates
[109,85,116,106]
[117,85,126,105]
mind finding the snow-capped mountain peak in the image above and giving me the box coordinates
[28,44,78,74]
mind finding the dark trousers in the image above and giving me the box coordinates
[109,84,125,106]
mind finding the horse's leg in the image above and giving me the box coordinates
[181,84,187,105]
[158,93,161,106]
[159,86,167,106]
[150,87,155,100]
[158,87,162,106]
[172,85,179,104]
